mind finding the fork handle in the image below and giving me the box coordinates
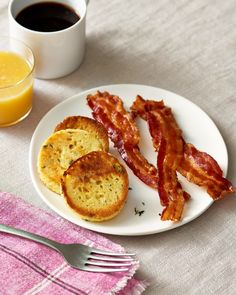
[0,223,60,251]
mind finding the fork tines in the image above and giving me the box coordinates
[92,249,136,256]
[85,248,137,272]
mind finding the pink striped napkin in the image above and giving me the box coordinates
[0,192,147,295]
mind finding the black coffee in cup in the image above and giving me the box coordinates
[15,2,80,32]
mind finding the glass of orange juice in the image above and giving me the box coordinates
[0,36,34,127]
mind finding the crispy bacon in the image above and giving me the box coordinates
[178,143,235,200]
[134,98,189,221]
[87,91,158,189]
[88,92,139,146]
[131,95,235,219]
[88,92,235,222]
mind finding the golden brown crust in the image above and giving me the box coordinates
[61,151,129,222]
[54,116,109,152]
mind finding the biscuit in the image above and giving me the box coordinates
[61,151,129,222]
[38,129,105,194]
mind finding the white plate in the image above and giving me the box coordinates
[29,84,228,236]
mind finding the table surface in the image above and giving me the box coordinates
[1,0,236,294]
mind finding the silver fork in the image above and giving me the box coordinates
[0,223,136,272]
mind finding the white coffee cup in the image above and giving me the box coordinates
[8,0,87,79]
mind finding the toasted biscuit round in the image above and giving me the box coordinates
[61,151,129,222]
[54,116,109,152]
[38,129,105,194]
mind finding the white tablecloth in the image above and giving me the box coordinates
[1,1,236,294]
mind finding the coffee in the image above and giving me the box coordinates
[15,2,80,32]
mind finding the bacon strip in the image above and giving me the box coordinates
[87,91,158,189]
[133,97,189,220]
[131,95,235,209]
[178,144,235,200]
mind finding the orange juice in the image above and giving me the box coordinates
[0,51,33,127]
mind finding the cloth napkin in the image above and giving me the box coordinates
[0,192,147,295]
